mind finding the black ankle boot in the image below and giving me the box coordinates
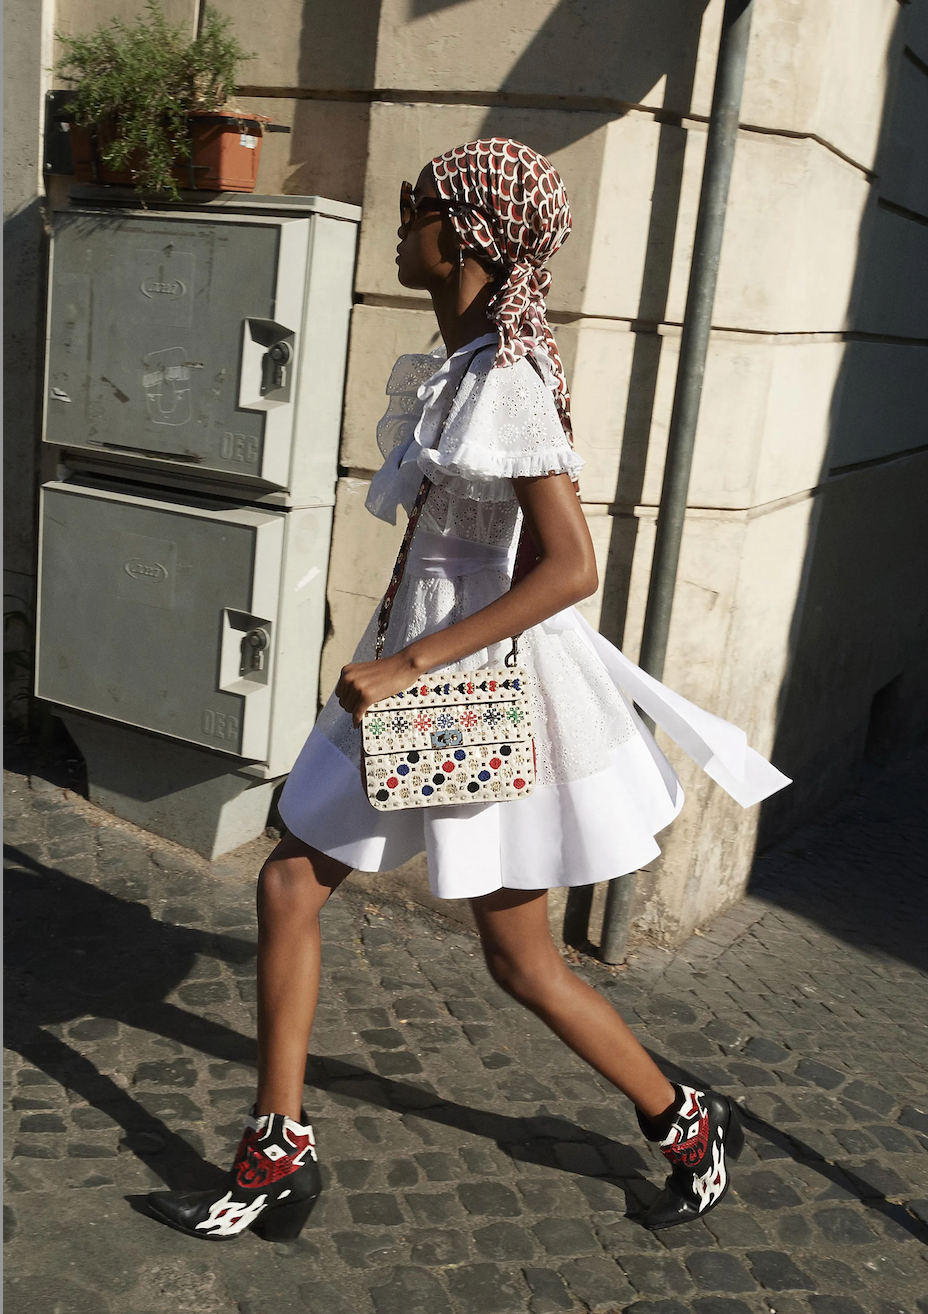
[147,1109,322,1242]
[637,1083,744,1230]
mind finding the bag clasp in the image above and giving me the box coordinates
[431,728,464,749]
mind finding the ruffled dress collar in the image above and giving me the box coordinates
[365,333,498,525]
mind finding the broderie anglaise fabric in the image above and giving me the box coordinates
[366,339,583,523]
[375,349,445,463]
[418,351,583,501]
[420,482,520,546]
[317,342,640,794]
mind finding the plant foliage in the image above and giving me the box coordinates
[55,1,252,198]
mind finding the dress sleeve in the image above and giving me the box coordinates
[375,350,445,460]
[417,351,584,501]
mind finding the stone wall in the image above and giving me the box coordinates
[15,0,928,945]
[3,0,51,726]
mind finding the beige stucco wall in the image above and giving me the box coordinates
[311,0,928,947]
[14,0,928,947]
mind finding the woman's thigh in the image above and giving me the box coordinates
[469,887,561,972]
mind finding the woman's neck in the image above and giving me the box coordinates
[430,272,497,356]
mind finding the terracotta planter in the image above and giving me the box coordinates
[69,109,268,193]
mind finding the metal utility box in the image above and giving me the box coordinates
[37,192,360,858]
[37,479,330,778]
[44,198,358,503]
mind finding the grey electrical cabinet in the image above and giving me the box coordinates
[44,199,359,503]
[35,193,361,857]
[36,480,330,777]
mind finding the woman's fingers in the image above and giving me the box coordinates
[335,671,352,713]
[338,654,413,723]
[337,664,369,722]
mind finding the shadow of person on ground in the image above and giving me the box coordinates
[8,840,922,1240]
[3,843,653,1215]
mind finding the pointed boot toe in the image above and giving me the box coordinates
[147,1186,260,1241]
[640,1084,744,1231]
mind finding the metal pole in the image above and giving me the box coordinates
[600,0,755,966]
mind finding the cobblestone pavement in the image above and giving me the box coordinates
[4,746,928,1314]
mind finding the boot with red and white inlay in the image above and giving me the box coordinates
[147,1108,321,1242]
[637,1083,744,1230]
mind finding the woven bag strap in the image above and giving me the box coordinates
[374,344,489,659]
[374,471,432,659]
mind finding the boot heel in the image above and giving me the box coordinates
[725,1100,744,1160]
[251,1192,319,1242]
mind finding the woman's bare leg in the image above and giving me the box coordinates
[471,887,676,1120]
[255,833,351,1120]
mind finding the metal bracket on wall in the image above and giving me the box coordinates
[44,90,77,177]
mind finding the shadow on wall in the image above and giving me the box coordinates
[3,197,47,727]
[476,1,710,651]
[758,10,928,852]
[286,0,710,200]
[287,0,710,595]
[751,9,928,956]
[285,1,382,202]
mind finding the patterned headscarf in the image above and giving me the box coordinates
[430,138,573,437]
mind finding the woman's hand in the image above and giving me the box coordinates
[336,651,420,727]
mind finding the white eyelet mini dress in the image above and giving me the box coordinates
[279,334,790,900]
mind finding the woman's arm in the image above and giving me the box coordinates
[335,472,597,724]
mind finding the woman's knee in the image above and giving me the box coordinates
[482,942,563,1006]
[257,853,330,926]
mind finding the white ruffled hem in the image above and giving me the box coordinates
[418,436,584,502]
[278,725,684,899]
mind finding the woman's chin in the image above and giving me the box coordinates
[395,265,422,290]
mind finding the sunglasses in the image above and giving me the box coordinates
[399,180,488,232]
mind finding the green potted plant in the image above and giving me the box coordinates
[55,1,267,197]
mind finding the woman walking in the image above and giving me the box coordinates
[147,139,788,1243]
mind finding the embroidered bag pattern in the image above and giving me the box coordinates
[362,667,535,810]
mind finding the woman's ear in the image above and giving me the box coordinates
[480,256,504,286]
[466,252,500,288]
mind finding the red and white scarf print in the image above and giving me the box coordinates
[430,138,574,438]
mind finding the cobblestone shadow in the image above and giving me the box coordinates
[4,843,653,1208]
[4,766,927,1313]
[751,747,928,975]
